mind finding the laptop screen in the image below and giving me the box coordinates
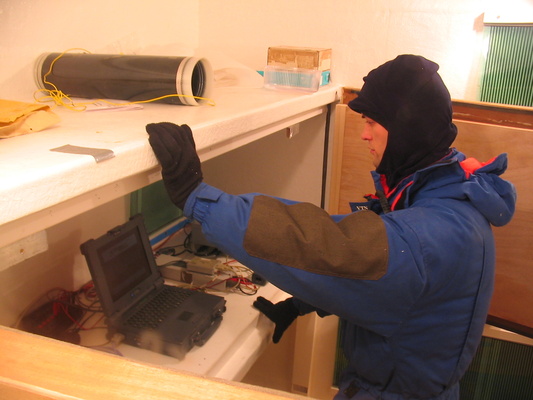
[81,214,164,319]
[97,228,152,302]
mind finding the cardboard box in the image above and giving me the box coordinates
[267,46,332,71]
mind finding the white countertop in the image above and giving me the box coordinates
[0,85,341,247]
[88,281,289,381]
[80,230,291,382]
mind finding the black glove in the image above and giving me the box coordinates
[253,296,300,343]
[146,122,203,210]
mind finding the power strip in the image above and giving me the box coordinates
[159,262,186,282]
[186,257,221,275]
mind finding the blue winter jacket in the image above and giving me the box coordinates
[183,149,516,399]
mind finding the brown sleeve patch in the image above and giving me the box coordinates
[243,196,389,280]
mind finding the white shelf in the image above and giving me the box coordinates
[92,282,289,381]
[0,85,341,247]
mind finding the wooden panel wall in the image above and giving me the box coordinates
[330,99,533,337]
[0,326,310,400]
[453,120,533,335]
[328,104,373,214]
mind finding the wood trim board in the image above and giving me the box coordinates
[330,101,533,337]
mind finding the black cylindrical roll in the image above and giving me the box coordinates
[34,53,213,105]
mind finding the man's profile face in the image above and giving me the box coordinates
[360,116,389,168]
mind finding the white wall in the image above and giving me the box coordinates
[2,0,532,102]
[0,198,128,326]
[0,0,200,101]
[198,0,532,101]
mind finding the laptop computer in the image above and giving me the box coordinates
[80,214,226,359]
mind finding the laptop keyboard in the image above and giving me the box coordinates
[126,286,194,329]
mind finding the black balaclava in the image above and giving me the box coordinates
[348,54,457,189]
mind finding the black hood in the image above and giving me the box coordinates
[348,54,457,189]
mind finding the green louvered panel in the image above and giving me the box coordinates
[480,25,533,107]
[332,320,533,399]
[332,320,348,388]
[460,337,533,399]
[130,180,182,234]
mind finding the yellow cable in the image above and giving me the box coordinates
[33,48,216,110]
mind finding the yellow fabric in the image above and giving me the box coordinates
[0,99,60,138]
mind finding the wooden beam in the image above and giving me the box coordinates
[0,326,310,400]
[342,87,533,129]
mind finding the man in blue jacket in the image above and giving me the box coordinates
[146,55,516,399]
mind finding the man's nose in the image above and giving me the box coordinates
[360,125,372,141]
